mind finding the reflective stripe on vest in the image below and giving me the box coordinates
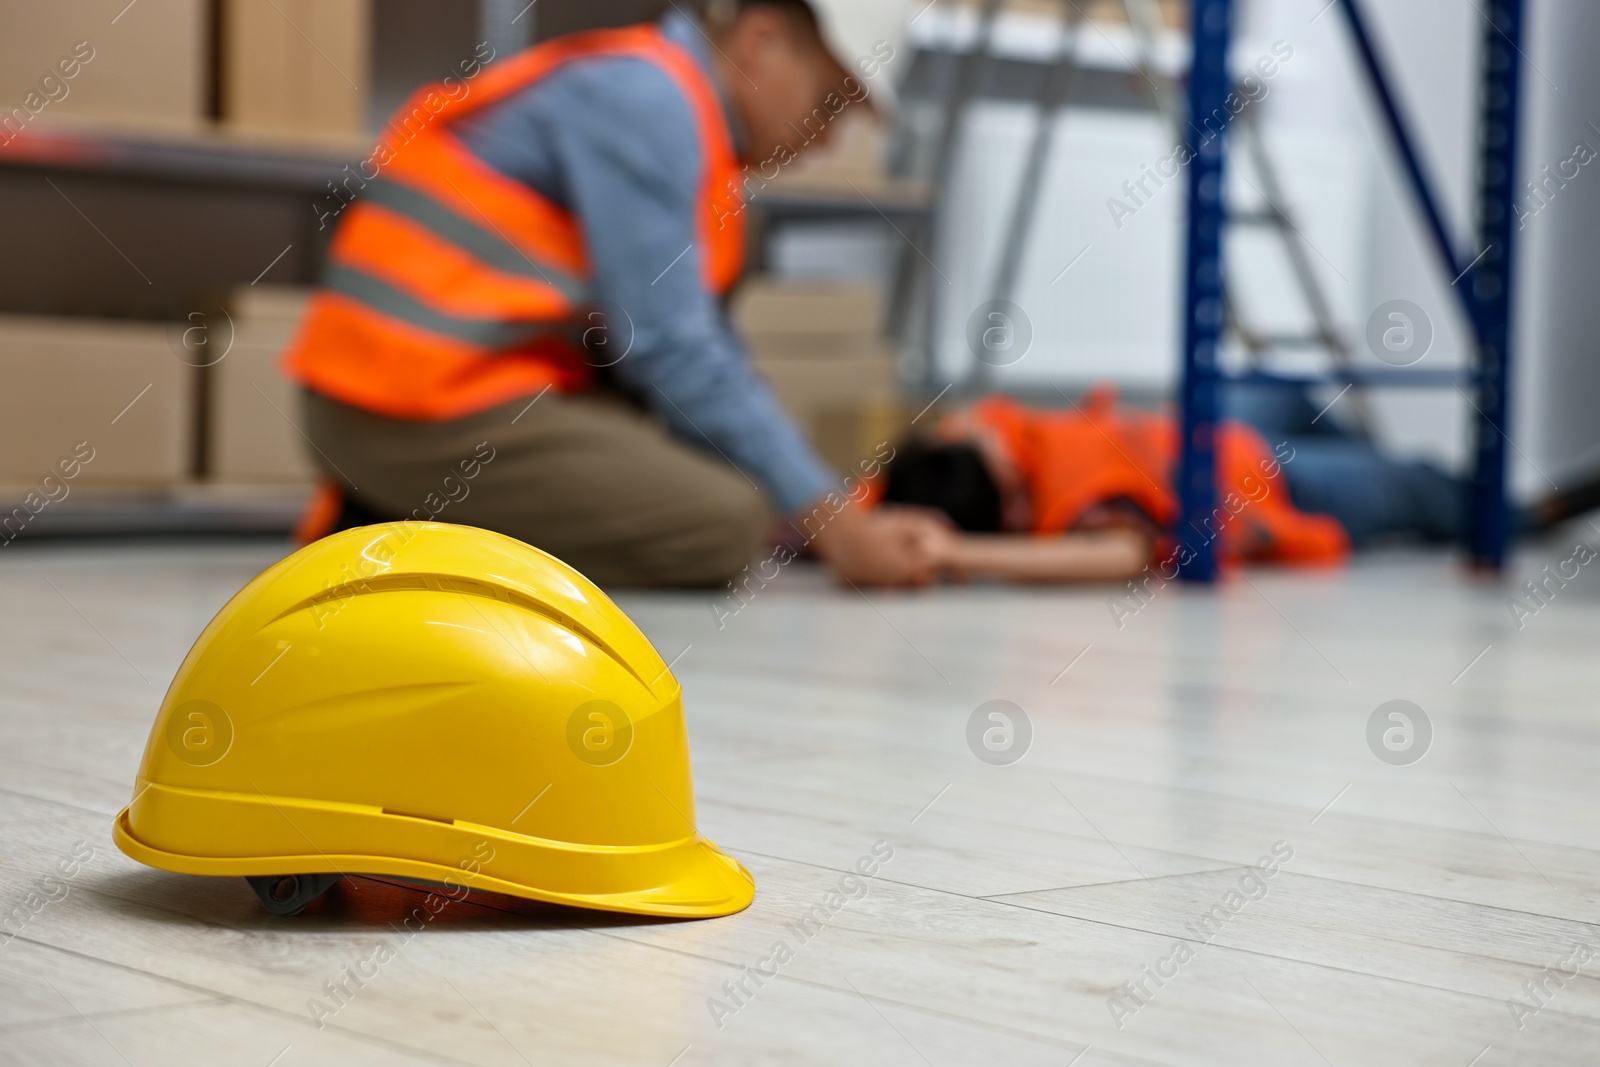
[322,264,579,349]
[284,25,747,421]
[360,178,590,303]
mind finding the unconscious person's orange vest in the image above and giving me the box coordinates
[283,26,746,420]
[971,391,1349,565]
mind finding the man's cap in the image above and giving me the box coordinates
[715,0,910,109]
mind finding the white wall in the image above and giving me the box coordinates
[1311,0,1600,495]
[935,104,1183,389]
[1513,0,1600,494]
[1250,0,1479,472]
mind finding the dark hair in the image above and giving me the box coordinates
[695,0,824,44]
[880,439,1003,533]
[737,0,819,22]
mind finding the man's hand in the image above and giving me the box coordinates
[808,502,954,587]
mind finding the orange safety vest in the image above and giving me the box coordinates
[283,25,746,420]
[969,392,1349,566]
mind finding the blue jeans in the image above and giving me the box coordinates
[1225,386,1465,548]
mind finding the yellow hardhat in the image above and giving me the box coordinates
[113,522,753,919]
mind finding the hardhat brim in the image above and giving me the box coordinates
[113,802,754,919]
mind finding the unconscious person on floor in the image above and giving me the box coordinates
[878,384,1599,584]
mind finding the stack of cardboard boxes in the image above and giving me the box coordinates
[0,315,188,489]
[0,0,930,516]
[0,0,366,509]
[220,0,370,142]
[731,104,921,475]
[210,286,320,484]
[732,279,911,476]
[1,0,205,496]
[0,290,316,531]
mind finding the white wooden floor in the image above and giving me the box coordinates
[3,537,1599,1066]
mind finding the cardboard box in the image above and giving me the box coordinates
[0,314,192,485]
[0,0,206,135]
[753,352,897,411]
[211,286,318,483]
[811,397,923,476]
[753,352,901,475]
[734,275,906,473]
[758,109,932,207]
[222,0,370,139]
[742,332,892,362]
[733,278,884,338]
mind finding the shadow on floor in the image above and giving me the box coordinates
[86,866,692,933]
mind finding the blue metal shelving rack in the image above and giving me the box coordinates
[1175,0,1526,580]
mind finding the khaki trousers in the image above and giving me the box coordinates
[301,389,770,588]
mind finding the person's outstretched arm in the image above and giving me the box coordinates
[930,529,1151,583]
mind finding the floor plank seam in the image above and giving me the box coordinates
[357,874,1134,1056]
[0,994,231,1036]
[691,849,1600,1015]
[720,842,1600,928]
[975,891,1600,1010]
[701,762,1600,859]
[248,876,1131,1062]
[704,802,1263,876]
[3,932,482,1066]
[713,850,1600,1007]
[0,784,127,822]
[976,868,1248,897]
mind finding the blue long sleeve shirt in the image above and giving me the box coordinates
[453,13,838,515]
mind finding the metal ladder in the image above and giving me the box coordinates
[933,0,1373,428]
[1119,0,1378,435]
